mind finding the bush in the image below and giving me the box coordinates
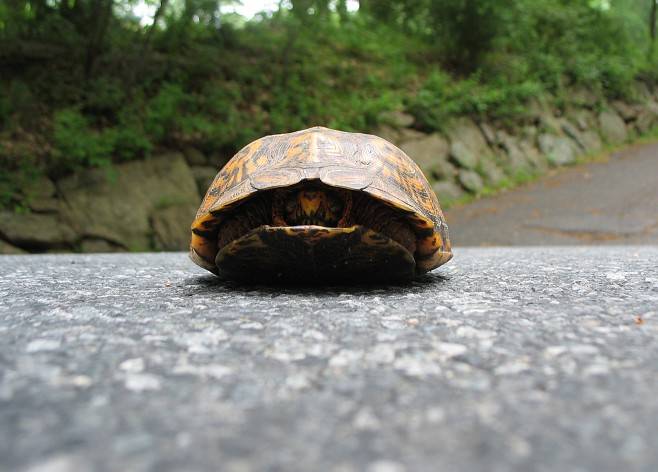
[408,70,542,130]
[51,108,152,172]
[112,124,152,162]
[144,83,188,143]
[0,144,42,211]
[52,109,116,171]
[0,0,654,198]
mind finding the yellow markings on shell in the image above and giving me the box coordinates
[190,127,454,275]
[190,212,219,265]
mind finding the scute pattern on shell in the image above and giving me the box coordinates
[191,126,452,275]
[197,127,442,225]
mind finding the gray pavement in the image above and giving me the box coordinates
[446,141,658,246]
[1,249,657,471]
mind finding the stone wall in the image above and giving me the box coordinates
[376,81,658,205]
[1,82,658,254]
[0,154,210,254]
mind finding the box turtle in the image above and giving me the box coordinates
[190,126,452,282]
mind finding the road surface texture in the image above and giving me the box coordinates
[1,249,657,472]
[446,141,658,246]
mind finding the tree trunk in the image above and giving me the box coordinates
[142,0,170,53]
[651,0,657,58]
[336,0,349,22]
[84,0,114,80]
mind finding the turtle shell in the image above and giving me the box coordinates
[191,126,452,278]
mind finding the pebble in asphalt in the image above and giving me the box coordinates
[0,248,657,471]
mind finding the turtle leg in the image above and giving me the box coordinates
[217,194,273,249]
[345,193,417,254]
[271,191,287,226]
[336,191,353,228]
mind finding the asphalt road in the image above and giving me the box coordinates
[445,141,658,246]
[1,250,657,472]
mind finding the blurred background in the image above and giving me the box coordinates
[1,0,657,254]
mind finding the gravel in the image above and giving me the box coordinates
[1,248,657,471]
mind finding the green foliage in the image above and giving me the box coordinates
[409,70,542,130]
[427,0,516,74]
[52,108,151,172]
[0,94,8,127]
[144,84,187,142]
[84,78,126,115]
[112,123,153,162]
[52,109,115,171]
[0,0,656,196]
[0,143,42,211]
[1,81,38,128]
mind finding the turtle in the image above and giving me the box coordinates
[190,126,452,282]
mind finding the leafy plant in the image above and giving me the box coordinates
[51,109,115,172]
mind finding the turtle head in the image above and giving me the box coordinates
[278,184,349,226]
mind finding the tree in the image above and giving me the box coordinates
[650,0,657,57]
[84,0,115,79]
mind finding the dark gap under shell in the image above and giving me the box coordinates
[216,225,415,283]
[211,182,422,281]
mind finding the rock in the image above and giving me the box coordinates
[538,134,577,166]
[432,180,465,203]
[537,111,561,134]
[570,87,600,108]
[191,166,218,196]
[399,133,454,179]
[569,109,596,131]
[21,175,59,214]
[598,110,628,144]
[519,140,548,170]
[0,212,77,249]
[80,238,121,253]
[28,197,60,213]
[502,145,529,173]
[636,107,658,134]
[433,158,459,181]
[635,113,652,134]
[527,98,561,132]
[580,131,602,153]
[151,203,199,251]
[521,125,538,141]
[182,147,208,166]
[446,117,490,159]
[0,239,27,254]
[22,175,56,199]
[611,101,638,122]
[479,159,506,186]
[446,117,494,172]
[449,141,478,169]
[372,124,402,145]
[494,131,547,174]
[458,170,484,193]
[561,120,587,152]
[58,153,199,251]
[633,81,653,101]
[575,115,588,131]
[379,110,415,128]
[478,122,498,146]
[631,104,645,118]
[497,132,532,172]
[397,128,427,144]
[526,97,546,118]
